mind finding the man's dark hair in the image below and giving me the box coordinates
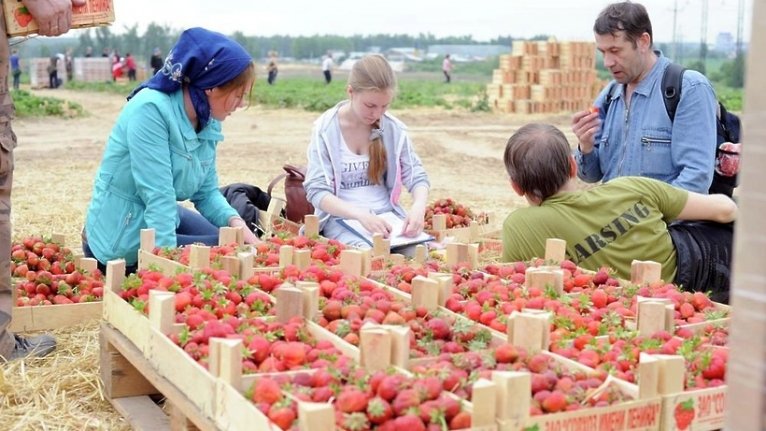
[594,1,653,48]
[503,124,571,203]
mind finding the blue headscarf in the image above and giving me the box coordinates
[127,27,253,130]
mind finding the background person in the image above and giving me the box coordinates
[571,1,718,194]
[64,48,73,81]
[10,49,21,90]
[47,55,59,88]
[124,52,137,81]
[442,54,452,83]
[82,28,259,275]
[0,0,85,363]
[304,54,430,251]
[266,51,278,85]
[322,51,333,84]
[502,124,736,303]
[150,47,163,75]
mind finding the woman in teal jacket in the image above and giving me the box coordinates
[83,28,259,272]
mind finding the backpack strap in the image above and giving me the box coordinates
[717,102,736,143]
[601,80,619,117]
[661,62,685,122]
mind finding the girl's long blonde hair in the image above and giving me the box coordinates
[347,54,397,185]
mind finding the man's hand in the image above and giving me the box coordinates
[21,0,86,37]
[571,109,601,154]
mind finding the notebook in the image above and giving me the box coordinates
[337,211,433,249]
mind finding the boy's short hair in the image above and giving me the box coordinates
[503,123,572,202]
[593,1,653,48]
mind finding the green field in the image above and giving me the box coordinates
[15,54,744,118]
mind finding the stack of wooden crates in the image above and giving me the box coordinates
[27,57,112,89]
[487,40,604,114]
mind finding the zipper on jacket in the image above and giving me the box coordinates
[111,212,133,250]
[641,137,672,145]
[616,102,631,176]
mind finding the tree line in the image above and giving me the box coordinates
[11,23,744,89]
[13,23,517,63]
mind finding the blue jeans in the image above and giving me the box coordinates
[176,205,219,246]
[82,205,221,274]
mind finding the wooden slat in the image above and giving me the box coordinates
[100,323,217,431]
[10,301,102,332]
[111,396,170,431]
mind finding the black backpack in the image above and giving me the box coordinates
[602,63,741,196]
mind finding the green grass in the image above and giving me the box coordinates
[11,89,84,118]
[64,80,135,97]
[255,77,489,112]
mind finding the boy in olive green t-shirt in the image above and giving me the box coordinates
[502,124,736,303]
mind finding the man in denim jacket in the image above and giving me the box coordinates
[572,1,718,194]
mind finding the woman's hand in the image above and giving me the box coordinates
[401,205,426,237]
[228,216,259,244]
[357,212,393,238]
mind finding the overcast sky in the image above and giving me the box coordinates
[108,0,753,44]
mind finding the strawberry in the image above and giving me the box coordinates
[268,404,296,430]
[336,387,369,413]
[591,288,608,309]
[392,388,420,415]
[342,412,371,431]
[376,374,403,401]
[673,399,695,430]
[494,343,520,363]
[449,411,471,429]
[541,390,568,413]
[366,397,393,425]
[679,302,696,319]
[252,377,282,404]
[394,414,426,431]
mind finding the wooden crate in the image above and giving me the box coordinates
[11,253,101,333]
[3,0,114,36]
[73,57,112,83]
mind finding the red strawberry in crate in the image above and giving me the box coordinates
[673,399,696,430]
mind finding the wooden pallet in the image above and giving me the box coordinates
[100,322,216,431]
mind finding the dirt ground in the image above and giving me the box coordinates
[13,87,578,245]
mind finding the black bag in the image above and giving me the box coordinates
[267,164,315,224]
[602,63,742,196]
[220,183,272,236]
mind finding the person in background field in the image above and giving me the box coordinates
[125,52,137,81]
[442,54,452,83]
[0,0,85,363]
[101,47,109,57]
[304,54,430,252]
[322,51,333,84]
[47,55,59,88]
[502,124,736,303]
[84,46,93,57]
[571,1,718,194]
[150,47,163,75]
[82,27,260,276]
[65,48,73,82]
[10,49,21,90]
[111,52,123,81]
[266,51,278,85]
